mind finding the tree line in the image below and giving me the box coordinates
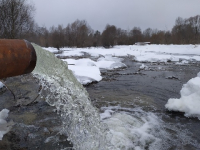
[0,0,200,48]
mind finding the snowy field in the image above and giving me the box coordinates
[44,45,200,120]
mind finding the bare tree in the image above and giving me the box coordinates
[93,30,101,47]
[101,25,117,48]
[49,25,65,50]
[64,20,93,47]
[129,27,143,44]
[116,28,128,45]
[143,28,153,41]
[0,0,35,39]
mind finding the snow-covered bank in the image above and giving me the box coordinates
[0,109,10,140]
[165,72,200,119]
[43,45,200,85]
[46,44,200,62]
[62,55,126,85]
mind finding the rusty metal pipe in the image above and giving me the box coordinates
[0,39,37,79]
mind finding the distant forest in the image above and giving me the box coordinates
[23,15,200,48]
[0,1,200,48]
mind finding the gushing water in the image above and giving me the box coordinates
[32,44,115,150]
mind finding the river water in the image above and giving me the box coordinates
[1,45,199,150]
[86,59,200,150]
[25,44,200,150]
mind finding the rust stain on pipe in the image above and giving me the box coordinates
[0,39,37,79]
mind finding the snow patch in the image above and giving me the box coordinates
[63,55,126,85]
[165,72,200,119]
[0,109,10,140]
[175,60,189,65]
[96,55,126,70]
[139,64,148,70]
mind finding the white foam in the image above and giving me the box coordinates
[101,107,161,150]
[165,72,200,119]
[101,106,199,149]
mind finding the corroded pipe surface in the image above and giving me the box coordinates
[0,39,37,79]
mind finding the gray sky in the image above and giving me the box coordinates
[32,0,200,32]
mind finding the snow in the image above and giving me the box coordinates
[139,64,148,70]
[165,72,200,119]
[43,47,60,53]
[0,82,4,89]
[0,109,10,140]
[43,44,200,85]
[175,60,189,65]
[62,55,126,85]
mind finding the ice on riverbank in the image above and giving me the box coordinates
[62,58,102,85]
[44,45,200,62]
[165,72,200,119]
[0,109,10,140]
[43,45,200,85]
[62,55,126,85]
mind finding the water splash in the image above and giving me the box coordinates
[32,44,115,150]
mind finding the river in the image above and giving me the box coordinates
[86,59,200,150]
[1,45,200,150]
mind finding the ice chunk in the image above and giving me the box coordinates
[96,55,126,70]
[0,109,10,140]
[165,72,200,119]
[139,64,148,70]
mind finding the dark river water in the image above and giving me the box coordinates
[86,59,200,150]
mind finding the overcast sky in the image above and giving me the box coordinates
[32,0,200,32]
